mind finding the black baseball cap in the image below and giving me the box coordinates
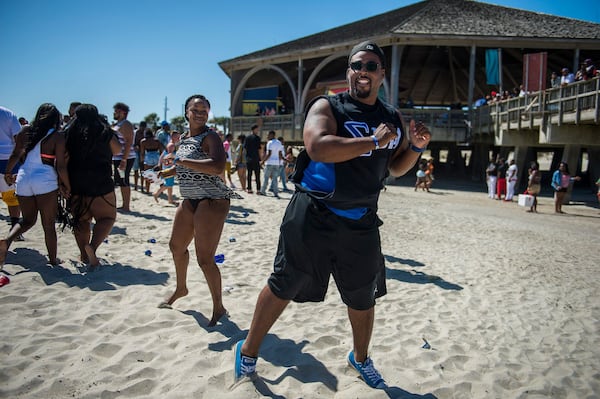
[348,41,386,68]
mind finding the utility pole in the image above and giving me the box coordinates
[163,96,169,122]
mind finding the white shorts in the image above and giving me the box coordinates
[15,167,58,196]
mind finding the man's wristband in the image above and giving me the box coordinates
[410,144,426,153]
[371,135,379,150]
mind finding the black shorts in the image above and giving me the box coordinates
[113,158,135,187]
[268,191,386,310]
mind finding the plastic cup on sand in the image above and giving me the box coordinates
[0,275,10,287]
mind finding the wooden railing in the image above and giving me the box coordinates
[228,77,600,143]
[230,108,473,144]
[229,114,301,143]
[487,77,600,131]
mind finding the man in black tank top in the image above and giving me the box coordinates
[233,41,432,389]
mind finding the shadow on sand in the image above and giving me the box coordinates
[384,254,462,291]
[5,247,168,291]
[184,299,438,398]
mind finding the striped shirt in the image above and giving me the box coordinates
[175,130,242,200]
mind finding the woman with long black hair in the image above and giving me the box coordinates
[63,104,121,269]
[0,103,70,266]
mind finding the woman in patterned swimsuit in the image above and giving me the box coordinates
[159,94,241,326]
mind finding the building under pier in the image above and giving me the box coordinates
[218,0,600,193]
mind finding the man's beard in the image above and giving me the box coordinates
[352,85,371,99]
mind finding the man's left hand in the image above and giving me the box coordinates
[409,120,431,149]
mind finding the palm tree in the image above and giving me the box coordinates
[170,116,186,133]
[209,116,230,134]
[144,113,160,129]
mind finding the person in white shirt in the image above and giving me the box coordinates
[0,106,24,241]
[505,159,518,201]
[258,131,284,198]
[560,68,575,86]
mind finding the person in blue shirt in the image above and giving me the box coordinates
[551,162,580,214]
[232,41,431,389]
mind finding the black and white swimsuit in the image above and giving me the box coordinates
[175,131,242,200]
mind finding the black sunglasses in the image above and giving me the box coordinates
[349,61,380,72]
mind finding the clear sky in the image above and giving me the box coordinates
[2,0,599,125]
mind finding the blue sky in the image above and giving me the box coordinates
[2,0,599,124]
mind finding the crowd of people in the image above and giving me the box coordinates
[549,59,598,88]
[0,40,434,390]
[473,58,598,108]
[0,41,597,392]
[485,155,588,214]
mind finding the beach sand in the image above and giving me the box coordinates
[1,180,599,399]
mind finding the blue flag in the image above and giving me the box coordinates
[486,49,499,85]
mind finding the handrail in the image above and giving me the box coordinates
[487,77,600,129]
[228,77,600,140]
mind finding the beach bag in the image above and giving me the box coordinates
[518,194,534,207]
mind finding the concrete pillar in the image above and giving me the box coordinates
[550,148,564,172]
[467,45,476,120]
[470,143,486,181]
[562,145,582,174]
[587,147,600,192]
[390,45,404,107]
[446,143,465,178]
[520,147,538,189]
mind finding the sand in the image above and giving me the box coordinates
[1,179,599,399]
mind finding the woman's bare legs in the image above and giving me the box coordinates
[237,168,247,192]
[194,199,230,326]
[164,201,195,306]
[88,192,116,252]
[73,210,92,263]
[166,187,175,204]
[37,191,60,265]
[74,192,116,268]
[555,191,566,213]
[143,165,154,193]
[0,195,39,265]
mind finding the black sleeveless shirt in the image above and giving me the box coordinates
[293,92,404,212]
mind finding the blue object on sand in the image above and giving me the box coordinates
[148,238,156,243]
[145,250,152,256]
[242,211,249,217]
[229,237,236,242]
[214,254,225,263]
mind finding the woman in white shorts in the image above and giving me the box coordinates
[0,103,70,267]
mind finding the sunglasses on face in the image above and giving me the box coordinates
[349,60,380,72]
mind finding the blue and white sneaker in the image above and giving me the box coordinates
[347,350,387,389]
[234,340,257,382]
